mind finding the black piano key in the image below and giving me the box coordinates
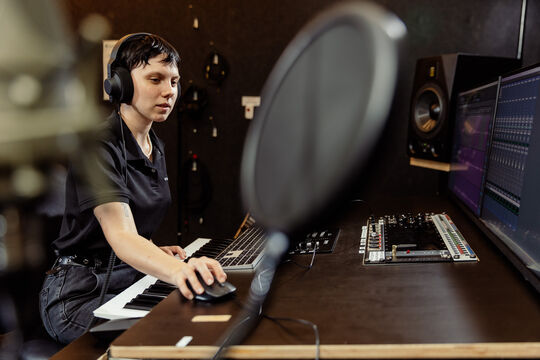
[124,297,161,311]
[135,293,165,302]
[143,287,174,296]
[190,239,233,259]
[155,280,176,287]
[194,250,220,257]
[208,241,231,249]
[149,284,176,292]
[133,294,162,304]
[198,245,229,254]
[142,289,169,298]
[150,279,176,289]
[124,302,154,311]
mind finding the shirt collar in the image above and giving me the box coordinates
[107,111,165,162]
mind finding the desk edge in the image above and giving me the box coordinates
[108,342,540,359]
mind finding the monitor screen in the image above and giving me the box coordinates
[480,65,540,277]
[449,81,498,216]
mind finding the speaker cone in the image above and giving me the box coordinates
[413,85,445,134]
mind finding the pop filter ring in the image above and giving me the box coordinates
[241,2,405,233]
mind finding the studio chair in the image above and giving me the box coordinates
[212,1,406,358]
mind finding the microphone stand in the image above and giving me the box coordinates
[211,231,289,360]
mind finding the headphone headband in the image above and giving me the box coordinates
[104,32,151,104]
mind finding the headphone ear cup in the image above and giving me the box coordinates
[104,67,134,104]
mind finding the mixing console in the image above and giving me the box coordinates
[360,213,478,264]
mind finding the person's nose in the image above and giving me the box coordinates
[161,82,176,99]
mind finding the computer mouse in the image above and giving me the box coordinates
[188,273,236,302]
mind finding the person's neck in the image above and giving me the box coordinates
[119,104,152,146]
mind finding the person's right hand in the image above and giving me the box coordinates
[173,256,227,300]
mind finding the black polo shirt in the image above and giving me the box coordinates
[53,111,172,255]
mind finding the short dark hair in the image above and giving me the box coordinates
[113,33,180,72]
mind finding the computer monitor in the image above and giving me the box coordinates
[448,81,499,216]
[480,65,540,280]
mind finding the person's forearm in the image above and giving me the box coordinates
[94,201,225,299]
[109,230,185,285]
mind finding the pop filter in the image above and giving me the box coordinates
[241,2,406,233]
[213,2,405,358]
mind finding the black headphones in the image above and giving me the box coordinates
[104,32,151,104]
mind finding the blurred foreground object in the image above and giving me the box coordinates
[0,1,109,358]
[0,0,103,203]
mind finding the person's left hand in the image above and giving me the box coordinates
[159,245,187,260]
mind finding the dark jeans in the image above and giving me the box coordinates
[39,262,142,344]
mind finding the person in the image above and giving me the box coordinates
[39,33,226,344]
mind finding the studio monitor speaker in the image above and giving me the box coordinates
[407,53,520,163]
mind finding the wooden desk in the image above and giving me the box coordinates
[50,332,107,360]
[60,196,540,359]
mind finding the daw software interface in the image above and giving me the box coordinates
[449,81,499,216]
[480,66,540,274]
[450,65,540,279]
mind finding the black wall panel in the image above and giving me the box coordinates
[60,0,534,246]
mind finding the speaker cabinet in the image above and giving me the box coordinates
[407,54,521,163]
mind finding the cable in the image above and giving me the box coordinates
[283,245,318,270]
[210,315,252,360]
[118,107,129,183]
[263,315,320,360]
[86,249,116,331]
[213,297,320,360]
[351,198,373,216]
[212,247,318,359]
[96,109,128,305]
[86,108,125,332]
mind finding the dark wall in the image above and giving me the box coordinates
[60,0,540,246]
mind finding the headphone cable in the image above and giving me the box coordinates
[86,107,126,331]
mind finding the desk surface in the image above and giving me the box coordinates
[55,196,540,359]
